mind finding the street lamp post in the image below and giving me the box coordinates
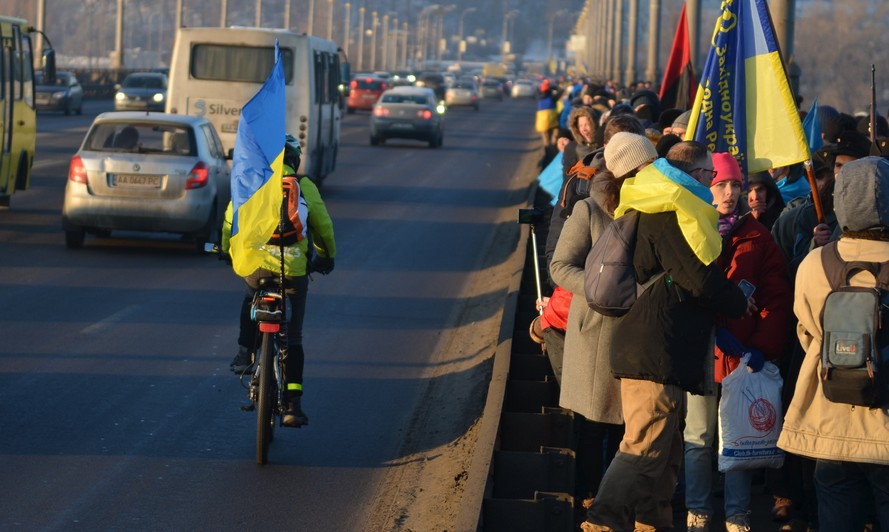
[221,0,228,27]
[327,0,334,41]
[369,11,378,71]
[457,7,476,63]
[357,6,365,71]
[343,3,352,57]
[501,9,519,64]
[255,0,261,27]
[307,0,315,35]
[546,9,567,64]
[381,14,390,71]
[417,4,440,70]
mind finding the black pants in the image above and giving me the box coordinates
[238,271,308,389]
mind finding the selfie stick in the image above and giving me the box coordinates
[530,223,544,316]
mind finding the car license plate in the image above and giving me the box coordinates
[36,96,49,105]
[113,174,161,187]
[390,123,413,129]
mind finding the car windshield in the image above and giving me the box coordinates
[84,122,194,155]
[122,75,165,89]
[36,72,71,86]
[453,83,474,89]
[381,94,428,104]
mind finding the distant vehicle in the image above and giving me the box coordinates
[391,71,417,85]
[370,87,445,148]
[511,79,537,99]
[35,71,83,115]
[415,72,447,100]
[114,72,168,112]
[62,112,231,249]
[0,16,56,208]
[479,79,504,101]
[346,75,387,113]
[445,81,480,111]
[166,27,343,181]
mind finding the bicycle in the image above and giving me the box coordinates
[238,276,290,465]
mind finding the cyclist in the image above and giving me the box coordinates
[221,135,336,428]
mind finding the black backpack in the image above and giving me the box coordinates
[819,241,889,407]
[584,210,664,317]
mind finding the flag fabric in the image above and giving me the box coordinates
[801,97,823,153]
[658,3,697,110]
[685,0,809,176]
[536,151,564,206]
[229,41,286,277]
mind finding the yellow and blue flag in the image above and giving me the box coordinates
[685,0,809,176]
[230,41,286,277]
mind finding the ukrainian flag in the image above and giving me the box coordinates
[685,0,809,176]
[230,41,286,277]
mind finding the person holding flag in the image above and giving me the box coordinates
[221,42,336,428]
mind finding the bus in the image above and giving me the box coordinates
[166,27,343,183]
[0,16,54,207]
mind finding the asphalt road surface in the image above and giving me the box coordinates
[0,97,542,530]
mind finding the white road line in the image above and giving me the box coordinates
[81,305,142,334]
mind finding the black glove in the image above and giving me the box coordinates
[312,256,335,275]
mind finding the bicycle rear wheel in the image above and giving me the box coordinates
[256,331,276,465]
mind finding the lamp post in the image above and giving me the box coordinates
[436,5,456,61]
[457,7,476,63]
[357,6,365,71]
[381,13,390,71]
[343,3,351,57]
[546,9,567,64]
[307,0,315,35]
[326,0,334,40]
[417,4,440,70]
[369,10,378,71]
[501,9,519,63]
[255,0,261,27]
[221,0,228,27]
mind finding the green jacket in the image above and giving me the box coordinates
[222,168,335,277]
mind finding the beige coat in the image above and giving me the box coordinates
[777,238,889,465]
[550,195,623,425]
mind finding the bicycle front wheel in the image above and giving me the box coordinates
[256,331,276,465]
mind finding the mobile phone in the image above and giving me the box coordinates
[518,208,545,225]
[738,279,756,299]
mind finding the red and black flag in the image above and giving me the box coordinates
[658,3,697,110]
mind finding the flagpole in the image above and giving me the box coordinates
[803,160,825,224]
[871,64,877,144]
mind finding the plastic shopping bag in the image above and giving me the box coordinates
[717,356,785,472]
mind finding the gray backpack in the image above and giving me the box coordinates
[819,241,889,407]
[583,210,663,317]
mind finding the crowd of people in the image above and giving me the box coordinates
[529,76,889,532]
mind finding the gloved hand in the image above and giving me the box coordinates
[715,327,745,358]
[312,256,335,275]
[742,349,765,373]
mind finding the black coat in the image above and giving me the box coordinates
[611,211,748,393]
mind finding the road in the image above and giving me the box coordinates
[0,98,542,530]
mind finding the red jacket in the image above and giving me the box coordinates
[540,286,570,331]
[715,214,792,382]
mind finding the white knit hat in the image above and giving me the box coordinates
[604,132,658,178]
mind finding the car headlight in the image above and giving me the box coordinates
[52,91,66,100]
[436,103,446,114]
[152,93,165,103]
[115,92,126,101]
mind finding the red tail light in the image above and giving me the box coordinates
[418,109,433,120]
[373,106,390,117]
[350,80,358,89]
[186,161,209,189]
[68,155,87,183]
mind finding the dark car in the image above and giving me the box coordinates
[370,87,445,148]
[346,75,387,113]
[415,72,447,100]
[114,72,168,112]
[35,71,84,115]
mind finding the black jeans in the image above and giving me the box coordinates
[238,270,308,389]
[815,459,889,531]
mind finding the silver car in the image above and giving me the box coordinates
[370,87,445,148]
[62,112,231,249]
[511,79,537,98]
[445,81,480,110]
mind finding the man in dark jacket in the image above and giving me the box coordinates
[582,142,750,532]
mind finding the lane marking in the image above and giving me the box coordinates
[81,305,142,334]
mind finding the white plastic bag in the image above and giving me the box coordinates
[717,356,785,472]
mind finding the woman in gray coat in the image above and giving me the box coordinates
[549,132,658,502]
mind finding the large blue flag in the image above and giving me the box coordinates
[685,0,809,176]
[230,41,286,277]
[801,97,823,153]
